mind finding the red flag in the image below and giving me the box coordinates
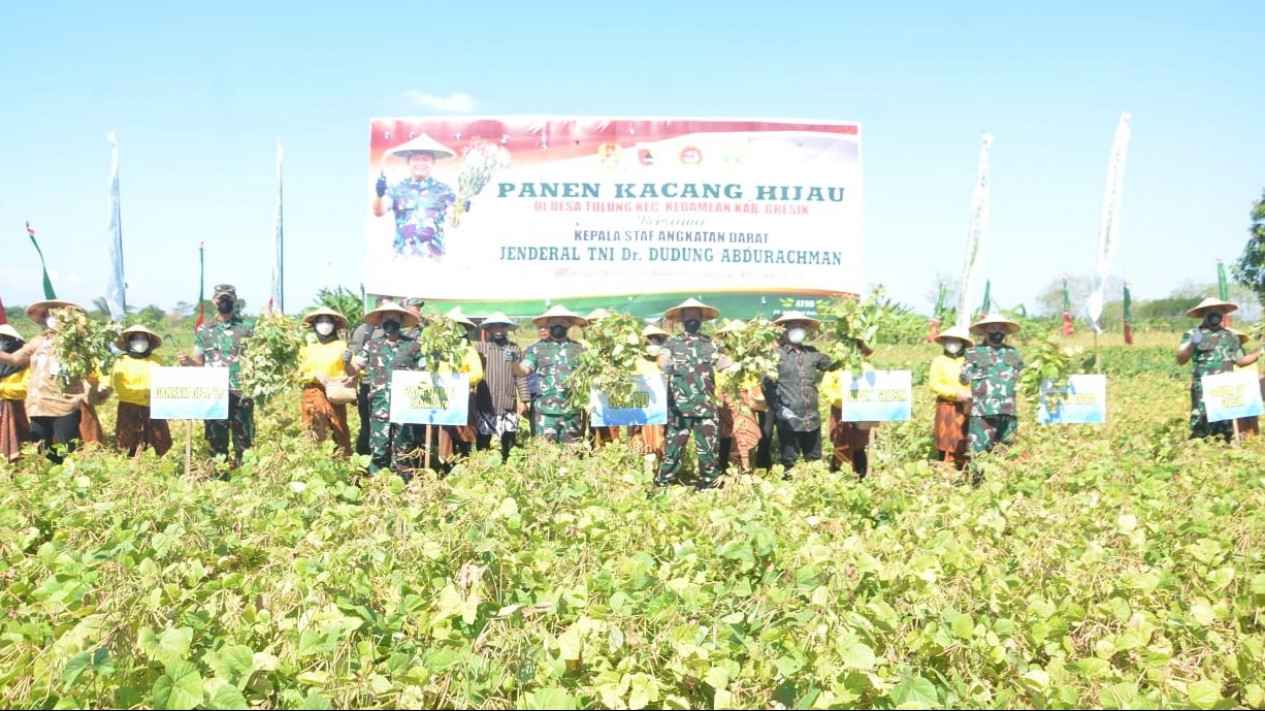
[1061,312,1074,336]
[0,294,7,326]
[926,317,940,343]
[1124,321,1134,345]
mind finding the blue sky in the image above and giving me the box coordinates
[2,1,1262,316]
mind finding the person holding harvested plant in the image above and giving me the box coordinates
[822,338,877,479]
[583,308,621,446]
[509,305,588,444]
[713,319,766,475]
[656,298,724,489]
[0,324,31,461]
[1177,298,1257,442]
[436,307,485,466]
[110,325,172,456]
[628,324,669,469]
[474,312,529,463]
[345,301,422,478]
[767,311,837,474]
[960,314,1024,483]
[0,300,108,463]
[179,284,254,468]
[928,326,974,470]
[298,307,353,458]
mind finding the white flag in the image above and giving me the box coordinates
[106,132,126,320]
[956,133,994,330]
[1086,113,1131,333]
[270,138,284,313]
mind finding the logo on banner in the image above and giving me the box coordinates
[678,146,703,165]
[1201,370,1265,423]
[1038,374,1107,424]
[839,370,912,422]
[150,367,230,420]
[590,374,667,426]
[389,371,470,425]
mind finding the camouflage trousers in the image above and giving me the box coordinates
[368,392,422,478]
[1190,384,1234,442]
[657,414,720,486]
[968,414,1018,454]
[206,393,254,466]
[534,410,583,444]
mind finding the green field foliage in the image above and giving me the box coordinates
[3,338,1265,709]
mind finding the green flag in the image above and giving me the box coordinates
[195,242,206,330]
[1062,278,1071,313]
[1217,260,1229,301]
[25,222,56,299]
[978,279,991,318]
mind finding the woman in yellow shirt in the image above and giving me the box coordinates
[713,320,766,474]
[0,324,31,461]
[1229,329,1261,440]
[298,307,353,457]
[111,324,171,456]
[822,341,877,479]
[928,326,973,469]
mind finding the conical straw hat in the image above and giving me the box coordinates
[663,298,719,322]
[301,306,349,329]
[26,299,84,326]
[771,310,820,329]
[1186,297,1238,318]
[934,325,973,345]
[363,301,421,328]
[115,324,163,351]
[389,133,457,160]
[531,304,588,328]
[969,313,1021,335]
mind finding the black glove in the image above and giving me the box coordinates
[503,348,519,362]
[375,173,388,198]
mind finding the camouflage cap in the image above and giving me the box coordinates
[213,284,237,299]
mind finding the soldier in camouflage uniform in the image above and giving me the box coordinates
[345,302,423,480]
[179,284,254,468]
[656,298,724,489]
[959,314,1024,484]
[372,135,458,260]
[509,305,588,444]
[1176,298,1258,442]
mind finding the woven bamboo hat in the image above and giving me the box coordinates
[531,305,588,328]
[301,307,349,330]
[663,298,719,323]
[389,133,457,160]
[116,324,163,351]
[1186,297,1238,318]
[26,299,85,326]
[970,313,1021,335]
[363,301,421,329]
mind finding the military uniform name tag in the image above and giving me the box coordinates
[389,371,470,425]
[150,367,230,420]
[1201,370,1264,422]
[840,370,912,422]
[1038,374,1106,424]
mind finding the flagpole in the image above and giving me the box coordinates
[106,132,127,320]
[271,138,285,314]
[955,133,995,331]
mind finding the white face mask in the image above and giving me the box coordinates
[787,327,806,345]
[315,321,335,336]
[44,316,58,331]
[945,341,963,355]
[130,337,151,354]
[645,344,662,358]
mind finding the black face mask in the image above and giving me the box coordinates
[1205,313,1222,327]
[987,331,1006,345]
[382,319,401,335]
[216,298,235,315]
[549,325,568,340]
[0,338,15,353]
[492,333,508,345]
[683,319,701,334]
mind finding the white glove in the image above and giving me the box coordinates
[1189,328,1203,346]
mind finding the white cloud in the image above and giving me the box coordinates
[403,91,479,113]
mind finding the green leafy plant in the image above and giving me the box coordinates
[238,312,305,402]
[567,311,643,410]
[822,286,895,371]
[1018,333,1085,409]
[715,318,781,401]
[50,307,121,385]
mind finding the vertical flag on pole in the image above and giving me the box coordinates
[956,133,995,331]
[1217,259,1231,328]
[1061,276,1075,336]
[0,294,7,325]
[195,242,206,331]
[927,280,946,342]
[25,222,57,299]
[1122,283,1134,345]
[269,138,284,313]
[1086,113,1132,332]
[977,279,992,320]
[106,132,127,320]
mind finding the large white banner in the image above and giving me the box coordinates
[365,117,863,316]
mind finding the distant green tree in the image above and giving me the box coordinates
[1232,189,1265,304]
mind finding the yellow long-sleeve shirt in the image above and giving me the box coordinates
[298,339,349,384]
[111,353,167,407]
[0,368,29,401]
[822,365,876,409]
[929,354,970,401]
